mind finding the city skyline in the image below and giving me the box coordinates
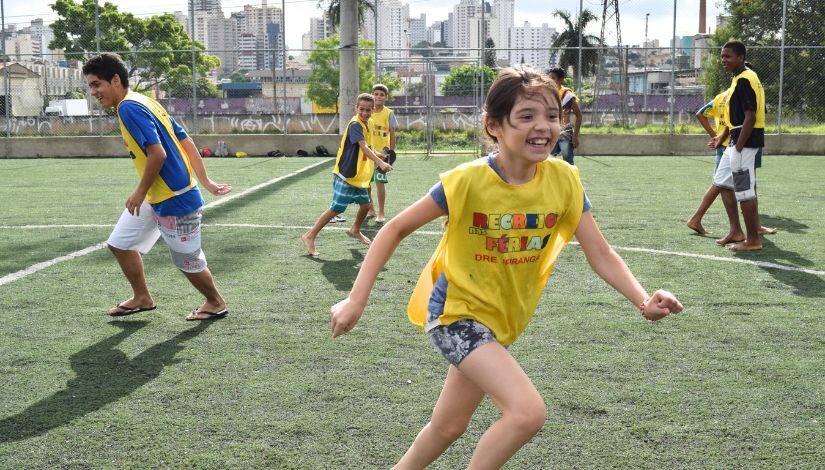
[8,0,721,52]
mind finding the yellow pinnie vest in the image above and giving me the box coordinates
[708,91,730,147]
[333,115,375,188]
[407,158,584,345]
[370,106,393,151]
[117,92,196,204]
[724,68,765,131]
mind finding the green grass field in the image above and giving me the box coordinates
[1,154,823,468]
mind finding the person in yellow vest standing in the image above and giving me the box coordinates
[366,84,398,224]
[301,93,393,257]
[83,53,232,321]
[687,90,730,235]
[548,67,582,165]
[712,41,767,251]
[330,68,683,467]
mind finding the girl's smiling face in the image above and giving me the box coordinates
[486,88,561,165]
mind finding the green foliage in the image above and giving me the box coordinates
[219,70,252,83]
[318,0,375,27]
[49,0,220,93]
[307,35,399,111]
[64,89,86,99]
[551,9,601,79]
[412,41,433,58]
[710,0,825,120]
[484,38,497,68]
[441,65,495,96]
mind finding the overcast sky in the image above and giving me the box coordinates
[6,0,722,51]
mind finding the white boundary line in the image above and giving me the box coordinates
[3,209,824,287]
[207,223,825,277]
[0,159,332,287]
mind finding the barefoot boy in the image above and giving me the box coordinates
[366,84,397,223]
[302,93,393,257]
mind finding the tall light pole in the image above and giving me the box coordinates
[643,13,649,113]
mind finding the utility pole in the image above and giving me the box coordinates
[643,13,649,114]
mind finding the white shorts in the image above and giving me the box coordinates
[107,201,207,272]
[712,146,758,202]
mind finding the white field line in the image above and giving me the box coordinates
[0,159,332,287]
[2,218,823,286]
[209,223,825,277]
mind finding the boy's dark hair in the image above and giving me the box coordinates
[722,40,746,58]
[482,67,560,144]
[82,53,130,88]
[372,84,389,95]
[548,67,566,80]
[356,93,375,105]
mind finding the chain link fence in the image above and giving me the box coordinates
[1,0,822,142]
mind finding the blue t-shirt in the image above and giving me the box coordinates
[426,155,591,318]
[348,121,366,144]
[118,101,203,216]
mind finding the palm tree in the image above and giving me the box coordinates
[320,0,375,27]
[550,9,601,80]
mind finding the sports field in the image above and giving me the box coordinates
[1,154,823,467]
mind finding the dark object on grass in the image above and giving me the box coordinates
[296,149,310,157]
[267,149,285,157]
[316,145,330,156]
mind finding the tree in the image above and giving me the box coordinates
[484,38,497,68]
[441,65,495,96]
[412,41,433,58]
[550,9,601,79]
[707,0,825,120]
[306,35,401,112]
[318,0,375,27]
[49,0,220,93]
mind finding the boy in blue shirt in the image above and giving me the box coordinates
[83,53,232,321]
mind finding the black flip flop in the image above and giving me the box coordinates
[109,303,157,317]
[186,308,228,321]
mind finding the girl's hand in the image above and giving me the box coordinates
[330,298,365,338]
[641,290,684,321]
[203,180,233,196]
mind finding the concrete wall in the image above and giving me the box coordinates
[0,134,342,158]
[577,134,825,156]
[0,133,822,158]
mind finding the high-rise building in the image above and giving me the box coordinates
[362,0,409,60]
[427,21,443,45]
[408,14,427,46]
[490,0,513,62]
[452,0,483,50]
[230,3,284,70]
[509,22,555,69]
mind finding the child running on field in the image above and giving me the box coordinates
[330,68,683,468]
[301,93,392,257]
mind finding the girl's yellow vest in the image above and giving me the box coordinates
[408,157,584,345]
[333,115,375,188]
[116,92,196,204]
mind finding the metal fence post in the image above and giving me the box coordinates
[669,0,677,135]
[281,0,287,134]
[777,0,787,134]
[1,0,9,138]
[190,1,198,134]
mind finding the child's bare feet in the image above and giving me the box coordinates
[728,241,762,251]
[716,232,745,245]
[687,219,708,235]
[759,226,778,235]
[346,229,371,246]
[376,213,385,224]
[301,232,320,257]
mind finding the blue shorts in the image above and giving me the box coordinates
[330,175,370,213]
[428,319,499,366]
